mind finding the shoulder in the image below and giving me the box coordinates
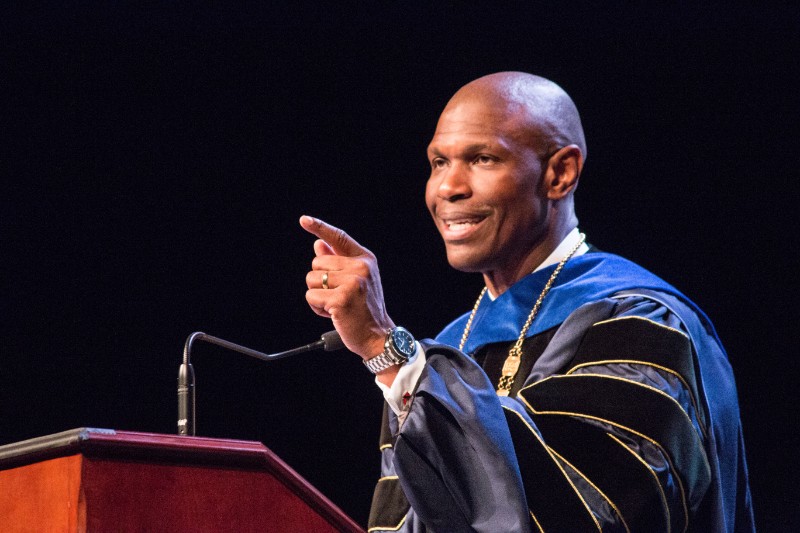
[519,290,701,396]
[566,293,696,376]
[531,292,697,376]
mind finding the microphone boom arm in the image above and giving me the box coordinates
[177,330,343,436]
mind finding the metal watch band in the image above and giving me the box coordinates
[363,350,405,374]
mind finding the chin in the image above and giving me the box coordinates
[445,247,488,273]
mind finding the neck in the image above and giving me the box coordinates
[483,221,577,297]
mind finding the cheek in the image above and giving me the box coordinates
[424,179,437,214]
[472,176,523,205]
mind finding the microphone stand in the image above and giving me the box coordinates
[178,331,343,436]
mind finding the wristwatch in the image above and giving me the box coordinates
[363,326,416,374]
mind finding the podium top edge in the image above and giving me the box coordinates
[0,427,270,470]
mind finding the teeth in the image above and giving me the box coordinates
[447,221,476,231]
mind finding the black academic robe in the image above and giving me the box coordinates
[368,253,754,532]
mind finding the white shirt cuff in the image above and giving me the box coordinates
[374,341,426,416]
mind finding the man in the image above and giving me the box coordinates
[301,72,754,532]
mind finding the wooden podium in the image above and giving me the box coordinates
[0,428,364,532]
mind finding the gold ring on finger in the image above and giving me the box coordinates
[322,272,330,290]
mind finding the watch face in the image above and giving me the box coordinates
[391,328,415,357]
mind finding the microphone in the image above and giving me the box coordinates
[177,330,344,436]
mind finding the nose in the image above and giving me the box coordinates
[435,163,471,202]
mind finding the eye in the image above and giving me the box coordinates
[431,157,448,169]
[473,154,496,165]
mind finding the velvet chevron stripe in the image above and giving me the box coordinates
[503,406,602,532]
[519,374,711,511]
[568,315,707,431]
[535,413,673,532]
[368,476,409,532]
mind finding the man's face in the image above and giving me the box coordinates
[426,98,549,275]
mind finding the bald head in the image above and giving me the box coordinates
[443,72,587,161]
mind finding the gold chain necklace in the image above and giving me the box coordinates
[458,233,586,396]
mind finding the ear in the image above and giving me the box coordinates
[543,145,583,200]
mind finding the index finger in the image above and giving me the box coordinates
[299,215,366,257]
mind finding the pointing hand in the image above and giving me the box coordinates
[300,215,395,361]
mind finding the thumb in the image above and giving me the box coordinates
[314,239,335,257]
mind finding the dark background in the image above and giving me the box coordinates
[2,3,798,530]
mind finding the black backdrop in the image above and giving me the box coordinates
[3,3,798,530]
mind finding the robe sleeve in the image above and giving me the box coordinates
[370,296,716,532]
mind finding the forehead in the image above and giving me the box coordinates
[427,99,533,154]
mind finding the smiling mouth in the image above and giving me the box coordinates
[439,214,488,239]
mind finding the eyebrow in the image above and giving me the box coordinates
[427,143,495,156]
